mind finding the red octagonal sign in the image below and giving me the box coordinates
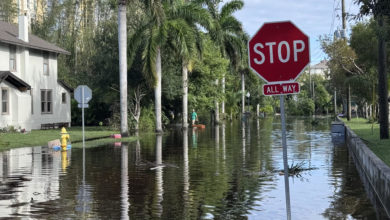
[248,21,310,83]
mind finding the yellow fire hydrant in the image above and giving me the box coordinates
[61,127,70,151]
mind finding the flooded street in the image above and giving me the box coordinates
[0,117,378,219]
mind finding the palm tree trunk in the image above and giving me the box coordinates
[118,0,129,136]
[155,47,163,133]
[377,15,389,139]
[241,72,245,114]
[215,79,220,124]
[182,63,189,128]
[347,85,351,121]
[221,74,225,115]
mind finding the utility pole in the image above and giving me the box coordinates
[341,0,352,121]
[341,0,346,32]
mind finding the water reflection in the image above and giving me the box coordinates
[0,117,380,219]
[183,128,190,217]
[0,147,63,217]
[152,134,164,218]
[121,144,129,220]
[242,121,246,165]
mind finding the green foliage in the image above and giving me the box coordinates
[259,105,273,115]
[21,0,250,130]
[0,0,17,22]
[139,106,156,131]
[286,90,315,116]
[189,37,229,111]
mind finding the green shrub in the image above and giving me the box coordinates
[139,106,156,131]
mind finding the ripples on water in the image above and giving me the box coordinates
[0,117,378,219]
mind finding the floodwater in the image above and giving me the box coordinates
[0,117,380,219]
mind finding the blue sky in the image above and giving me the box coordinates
[234,0,361,65]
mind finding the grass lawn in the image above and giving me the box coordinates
[0,126,136,151]
[342,118,390,166]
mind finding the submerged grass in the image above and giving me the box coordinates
[0,126,136,151]
[342,118,390,166]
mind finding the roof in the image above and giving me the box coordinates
[0,21,70,55]
[0,71,31,91]
[311,60,328,69]
[58,80,73,93]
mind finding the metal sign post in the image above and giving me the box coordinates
[280,95,291,220]
[82,86,85,146]
[74,85,92,151]
[248,21,310,220]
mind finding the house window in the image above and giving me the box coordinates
[9,46,16,71]
[43,53,49,75]
[1,88,9,114]
[41,90,52,114]
[62,93,66,104]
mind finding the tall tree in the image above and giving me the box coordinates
[130,0,210,132]
[321,37,364,119]
[0,0,17,23]
[356,0,389,139]
[165,2,211,128]
[118,0,129,136]
[201,0,246,122]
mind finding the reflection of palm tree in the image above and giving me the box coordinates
[242,121,246,165]
[215,125,220,175]
[222,123,226,162]
[183,128,190,214]
[121,145,129,220]
[152,135,164,218]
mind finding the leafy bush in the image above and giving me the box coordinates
[260,105,273,115]
[139,106,156,131]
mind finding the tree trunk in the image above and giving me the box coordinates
[155,47,163,133]
[377,15,389,139]
[347,85,351,121]
[334,89,337,118]
[182,62,189,128]
[118,0,129,137]
[215,79,220,124]
[241,72,245,114]
[221,74,225,115]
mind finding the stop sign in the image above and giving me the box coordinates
[248,21,309,83]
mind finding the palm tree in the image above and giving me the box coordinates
[129,0,210,131]
[166,3,211,128]
[201,0,246,122]
[118,0,129,136]
[127,0,165,133]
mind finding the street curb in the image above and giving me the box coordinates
[340,119,390,218]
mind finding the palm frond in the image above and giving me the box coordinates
[128,21,152,69]
[142,26,160,87]
[220,15,243,33]
[220,0,244,19]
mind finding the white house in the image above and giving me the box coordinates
[310,60,329,78]
[0,13,71,131]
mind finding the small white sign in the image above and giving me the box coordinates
[78,103,89,108]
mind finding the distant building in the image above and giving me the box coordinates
[310,60,329,78]
[0,8,71,131]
